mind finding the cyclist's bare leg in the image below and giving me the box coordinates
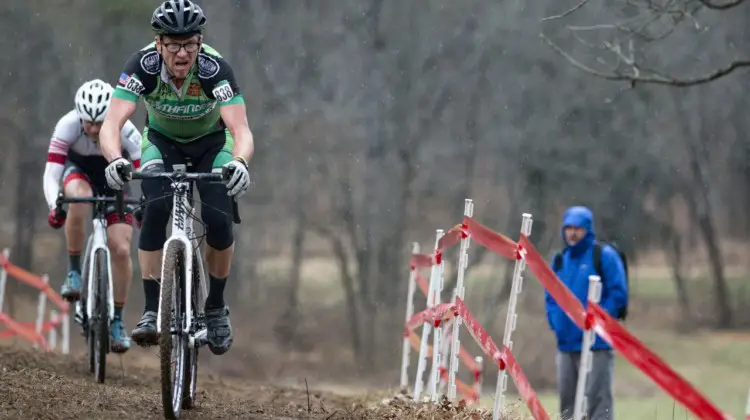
[107,223,134,353]
[204,243,233,307]
[60,179,92,300]
[63,179,92,256]
[204,244,233,279]
[139,249,162,279]
[106,223,133,309]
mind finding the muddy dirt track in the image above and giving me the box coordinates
[0,344,372,419]
[0,345,503,419]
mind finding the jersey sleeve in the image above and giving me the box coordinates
[120,120,143,169]
[113,47,160,103]
[44,112,77,210]
[47,111,79,164]
[198,52,244,107]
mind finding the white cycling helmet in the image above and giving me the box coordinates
[74,79,113,123]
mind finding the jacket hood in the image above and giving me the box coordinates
[561,206,595,253]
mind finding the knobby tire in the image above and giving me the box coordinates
[81,236,95,374]
[94,249,109,384]
[160,249,188,419]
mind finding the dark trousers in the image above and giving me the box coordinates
[556,349,614,420]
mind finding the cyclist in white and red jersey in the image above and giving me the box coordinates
[43,79,143,353]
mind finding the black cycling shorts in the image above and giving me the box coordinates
[137,127,235,251]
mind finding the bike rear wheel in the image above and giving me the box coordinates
[160,249,188,419]
[93,249,109,384]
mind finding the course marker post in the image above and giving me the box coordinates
[429,229,446,402]
[447,198,474,400]
[33,274,49,350]
[0,248,8,315]
[493,213,533,420]
[573,275,602,420]
[401,242,421,389]
[414,230,444,400]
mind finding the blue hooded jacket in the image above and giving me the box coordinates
[544,206,628,352]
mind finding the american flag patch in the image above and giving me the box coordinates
[118,73,129,86]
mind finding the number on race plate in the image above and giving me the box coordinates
[125,78,145,95]
[213,85,234,102]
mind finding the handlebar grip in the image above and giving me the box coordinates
[221,164,234,182]
[221,166,242,224]
[231,198,241,224]
[116,161,133,180]
[55,208,68,223]
[53,191,68,223]
[54,191,65,214]
[115,191,125,222]
[132,195,147,226]
[133,207,144,223]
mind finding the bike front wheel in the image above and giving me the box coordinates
[182,252,203,409]
[160,250,189,419]
[93,249,109,384]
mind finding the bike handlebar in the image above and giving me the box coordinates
[54,192,140,223]
[117,164,241,224]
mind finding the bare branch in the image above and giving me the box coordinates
[540,32,750,86]
[541,0,591,21]
[697,0,746,10]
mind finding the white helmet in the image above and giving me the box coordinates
[74,79,113,123]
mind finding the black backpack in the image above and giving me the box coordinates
[552,241,630,321]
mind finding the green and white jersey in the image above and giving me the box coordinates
[113,42,244,143]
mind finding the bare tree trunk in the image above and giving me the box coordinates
[14,162,38,270]
[672,91,732,328]
[686,141,731,328]
[273,191,308,348]
[313,225,363,365]
[339,179,376,370]
[662,226,692,329]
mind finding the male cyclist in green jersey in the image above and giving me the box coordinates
[98,0,254,355]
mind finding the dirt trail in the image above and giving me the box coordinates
[0,344,373,419]
[0,344,508,419]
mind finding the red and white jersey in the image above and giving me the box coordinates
[42,110,142,209]
[47,109,142,167]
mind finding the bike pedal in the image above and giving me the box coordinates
[193,328,208,348]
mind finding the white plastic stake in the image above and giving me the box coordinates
[474,356,484,397]
[744,387,750,420]
[401,242,421,389]
[573,275,602,420]
[493,213,533,420]
[447,198,474,401]
[414,230,443,400]
[48,310,58,350]
[0,248,9,314]
[62,311,70,355]
[436,316,455,394]
[34,274,49,350]
[429,229,446,402]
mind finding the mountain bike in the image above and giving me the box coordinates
[54,191,142,384]
[121,163,241,419]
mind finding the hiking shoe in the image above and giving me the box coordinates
[205,306,233,355]
[61,270,82,301]
[131,311,158,347]
[110,317,131,353]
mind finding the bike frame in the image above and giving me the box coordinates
[82,215,115,323]
[156,164,207,338]
[60,194,137,326]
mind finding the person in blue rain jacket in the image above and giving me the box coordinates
[545,205,627,420]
